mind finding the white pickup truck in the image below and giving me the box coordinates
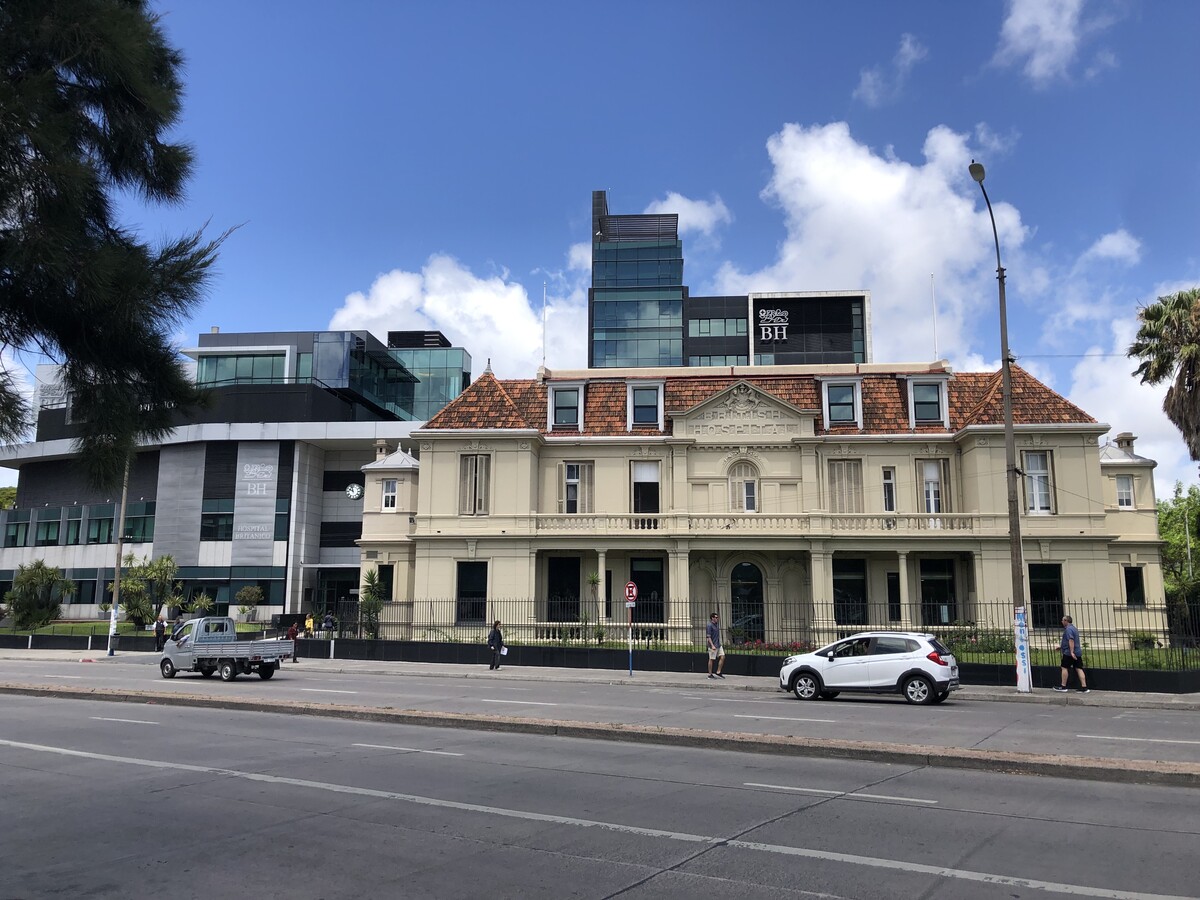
[159,615,293,681]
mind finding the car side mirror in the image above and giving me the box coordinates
[826,651,835,660]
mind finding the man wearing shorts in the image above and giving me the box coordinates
[1054,615,1089,693]
[706,612,725,679]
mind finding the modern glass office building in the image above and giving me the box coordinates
[588,191,872,369]
[386,331,473,421]
[588,191,686,367]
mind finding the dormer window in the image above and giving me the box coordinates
[548,383,584,432]
[906,378,950,429]
[821,379,862,429]
[626,382,664,430]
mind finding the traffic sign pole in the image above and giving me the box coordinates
[624,581,638,676]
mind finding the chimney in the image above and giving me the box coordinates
[1115,432,1136,453]
[374,439,390,460]
[210,326,220,334]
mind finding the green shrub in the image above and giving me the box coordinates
[1128,630,1159,651]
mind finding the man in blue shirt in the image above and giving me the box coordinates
[706,612,725,679]
[1054,615,1089,693]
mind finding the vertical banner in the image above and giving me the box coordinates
[1014,606,1032,693]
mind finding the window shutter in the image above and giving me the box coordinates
[557,463,565,513]
[477,456,490,514]
[459,456,474,515]
[581,463,594,513]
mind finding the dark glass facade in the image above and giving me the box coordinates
[588,192,869,369]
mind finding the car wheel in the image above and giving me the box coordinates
[159,658,175,679]
[903,675,935,705]
[932,690,950,704]
[258,663,276,680]
[792,672,821,700]
[819,690,840,700]
[219,659,238,682]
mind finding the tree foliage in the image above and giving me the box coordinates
[107,552,181,627]
[360,568,385,639]
[1129,288,1200,460]
[4,559,75,628]
[0,0,228,487]
[1156,484,1200,646]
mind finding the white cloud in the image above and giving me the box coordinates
[993,0,1120,88]
[1069,316,1195,493]
[1078,229,1141,266]
[853,33,928,107]
[328,254,587,379]
[714,121,1023,372]
[643,192,731,238]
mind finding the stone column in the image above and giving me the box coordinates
[810,545,835,643]
[898,551,913,628]
[596,549,607,622]
[667,545,690,643]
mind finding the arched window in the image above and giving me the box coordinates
[728,462,759,513]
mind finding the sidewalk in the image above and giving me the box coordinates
[4,648,1198,710]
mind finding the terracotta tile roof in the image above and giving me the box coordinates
[422,365,1096,434]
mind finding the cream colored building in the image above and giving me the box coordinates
[358,362,1165,647]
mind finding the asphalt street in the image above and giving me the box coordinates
[1,695,1196,900]
[0,653,1197,769]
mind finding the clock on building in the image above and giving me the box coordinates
[345,483,364,500]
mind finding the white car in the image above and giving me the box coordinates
[779,631,959,705]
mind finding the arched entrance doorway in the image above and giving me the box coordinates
[729,562,765,644]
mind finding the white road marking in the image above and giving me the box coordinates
[744,782,938,805]
[89,717,157,725]
[478,699,557,706]
[300,689,358,695]
[42,675,83,679]
[1076,734,1200,746]
[734,714,836,724]
[353,743,463,757]
[0,738,1183,900]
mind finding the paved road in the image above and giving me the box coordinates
[1,653,1198,773]
[2,695,1196,900]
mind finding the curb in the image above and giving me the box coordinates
[3,682,1198,788]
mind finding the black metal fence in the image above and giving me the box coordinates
[299,594,1200,672]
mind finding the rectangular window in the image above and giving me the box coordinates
[828,460,863,514]
[919,558,957,626]
[274,499,290,541]
[632,387,659,426]
[122,501,155,543]
[456,560,487,624]
[553,388,579,427]
[832,559,868,626]
[882,468,896,513]
[631,461,660,517]
[200,498,234,541]
[1028,563,1064,628]
[559,462,594,514]
[65,519,82,545]
[1023,451,1053,514]
[1116,475,1134,508]
[827,384,856,422]
[912,383,942,421]
[5,522,28,548]
[886,572,901,621]
[86,516,113,544]
[382,479,398,510]
[918,459,948,514]
[459,455,491,516]
[1124,566,1146,607]
[34,521,59,546]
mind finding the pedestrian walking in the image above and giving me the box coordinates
[154,615,166,652]
[287,621,300,663]
[487,620,504,670]
[304,612,314,638]
[706,612,725,679]
[1054,615,1089,693]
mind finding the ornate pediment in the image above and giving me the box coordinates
[679,382,809,443]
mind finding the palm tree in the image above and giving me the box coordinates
[5,560,76,629]
[1129,288,1200,459]
[0,0,228,487]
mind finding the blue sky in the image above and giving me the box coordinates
[16,0,1200,490]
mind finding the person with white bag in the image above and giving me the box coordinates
[487,620,505,670]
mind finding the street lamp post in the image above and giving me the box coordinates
[970,160,1030,693]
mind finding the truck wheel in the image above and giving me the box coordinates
[160,658,176,679]
[258,663,276,680]
[219,659,238,682]
[199,666,215,678]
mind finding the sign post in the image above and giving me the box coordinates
[1014,606,1032,692]
[624,581,637,676]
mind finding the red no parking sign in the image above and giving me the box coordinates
[624,581,638,608]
